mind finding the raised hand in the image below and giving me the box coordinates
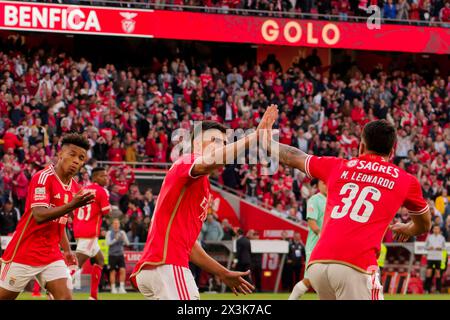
[257,104,278,132]
[70,189,95,210]
[257,104,278,151]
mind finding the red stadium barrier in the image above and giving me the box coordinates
[210,190,240,228]
[0,1,449,54]
[240,200,308,243]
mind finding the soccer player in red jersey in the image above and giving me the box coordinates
[130,105,278,300]
[0,133,95,300]
[72,167,111,300]
[275,119,432,300]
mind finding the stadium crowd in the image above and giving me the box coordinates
[34,0,450,25]
[0,35,448,249]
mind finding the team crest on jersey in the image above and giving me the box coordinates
[347,160,358,168]
[34,187,46,200]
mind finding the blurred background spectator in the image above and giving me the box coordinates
[106,218,130,294]
[424,224,447,293]
[201,214,225,241]
[282,231,305,292]
[0,200,21,236]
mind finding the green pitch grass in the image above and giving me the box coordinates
[17,292,450,300]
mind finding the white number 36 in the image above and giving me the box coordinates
[331,183,381,223]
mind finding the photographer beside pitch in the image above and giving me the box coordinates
[271,117,431,300]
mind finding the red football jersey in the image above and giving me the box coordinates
[131,154,210,279]
[73,183,110,239]
[1,165,81,266]
[306,154,429,273]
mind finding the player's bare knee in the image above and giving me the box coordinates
[0,288,19,300]
[49,287,72,300]
[55,292,73,300]
[63,293,73,300]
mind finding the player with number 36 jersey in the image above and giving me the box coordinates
[275,119,432,300]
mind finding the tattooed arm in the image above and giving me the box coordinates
[276,142,309,173]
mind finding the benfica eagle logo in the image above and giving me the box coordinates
[120,12,138,33]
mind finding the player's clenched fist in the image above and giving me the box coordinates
[70,189,95,209]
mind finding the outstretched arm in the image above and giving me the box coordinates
[191,105,278,177]
[191,132,258,177]
[189,242,254,295]
[276,142,309,173]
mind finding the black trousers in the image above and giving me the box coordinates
[250,265,262,292]
[12,195,25,215]
[236,263,252,283]
[282,263,302,292]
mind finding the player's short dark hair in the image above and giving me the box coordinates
[61,133,90,151]
[191,121,228,143]
[91,167,106,178]
[362,120,397,156]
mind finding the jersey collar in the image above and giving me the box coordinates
[358,154,387,162]
[50,164,73,191]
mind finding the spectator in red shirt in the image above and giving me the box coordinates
[2,128,22,152]
[110,166,136,196]
[339,0,350,20]
[339,129,359,156]
[108,139,125,162]
[100,122,117,143]
[153,143,166,163]
[439,1,450,24]
[126,200,143,219]
[350,100,366,125]
[280,123,294,145]
[325,113,339,135]
[200,67,213,88]
[25,67,39,96]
